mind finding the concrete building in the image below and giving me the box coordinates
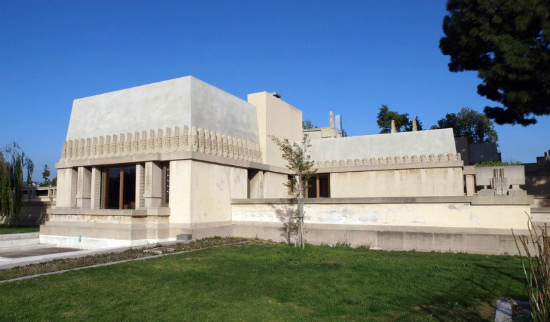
[43,76,533,254]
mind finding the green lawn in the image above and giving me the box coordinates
[0,242,526,321]
[0,225,39,234]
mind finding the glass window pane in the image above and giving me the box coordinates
[105,168,120,209]
[122,166,136,209]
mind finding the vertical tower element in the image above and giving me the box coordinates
[391,120,396,133]
[412,118,418,131]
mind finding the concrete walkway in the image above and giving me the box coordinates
[0,242,150,270]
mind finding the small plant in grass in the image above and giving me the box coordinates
[513,217,550,322]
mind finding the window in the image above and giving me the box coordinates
[101,166,136,209]
[306,174,330,198]
[161,163,170,206]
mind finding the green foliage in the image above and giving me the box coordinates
[271,134,316,198]
[440,0,550,125]
[0,243,527,321]
[475,161,522,167]
[514,218,550,322]
[0,142,34,225]
[432,107,499,143]
[50,176,57,187]
[271,134,316,248]
[0,225,39,235]
[377,105,423,133]
[302,119,316,129]
[39,165,52,187]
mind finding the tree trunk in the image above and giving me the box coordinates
[297,176,304,248]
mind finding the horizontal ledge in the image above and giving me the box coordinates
[315,160,464,173]
[531,207,550,213]
[231,221,528,235]
[47,208,170,217]
[232,195,533,205]
[55,152,290,174]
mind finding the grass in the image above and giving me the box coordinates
[0,241,526,322]
[0,225,39,234]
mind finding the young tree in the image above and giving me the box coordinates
[377,105,423,133]
[0,142,34,225]
[440,0,550,125]
[431,107,499,143]
[271,134,316,248]
[40,165,51,187]
[302,120,316,129]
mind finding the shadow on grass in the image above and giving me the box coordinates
[396,259,525,322]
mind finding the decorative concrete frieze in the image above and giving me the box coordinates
[73,140,79,160]
[149,130,156,151]
[492,168,509,196]
[205,130,211,154]
[222,134,229,158]
[125,133,132,155]
[314,152,462,168]
[118,134,125,156]
[191,126,198,152]
[183,126,189,151]
[80,139,85,159]
[59,125,262,164]
[111,135,118,158]
[140,131,147,152]
[156,129,163,151]
[198,128,205,153]
[86,138,91,158]
[172,127,180,151]
[99,136,105,156]
[92,138,98,157]
[62,141,67,159]
[105,135,111,157]
[164,128,171,152]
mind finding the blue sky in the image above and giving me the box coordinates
[1,0,548,182]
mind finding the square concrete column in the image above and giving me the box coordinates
[136,163,145,208]
[90,167,101,209]
[144,161,162,208]
[56,168,78,208]
[76,167,92,209]
[465,174,475,196]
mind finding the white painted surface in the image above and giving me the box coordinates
[232,203,529,230]
[66,76,259,142]
[40,235,173,250]
[308,129,457,161]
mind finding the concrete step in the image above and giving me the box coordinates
[0,233,40,248]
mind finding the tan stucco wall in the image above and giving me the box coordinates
[263,172,291,198]
[329,168,464,197]
[168,160,192,224]
[232,202,529,230]
[188,160,247,224]
[248,92,302,168]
